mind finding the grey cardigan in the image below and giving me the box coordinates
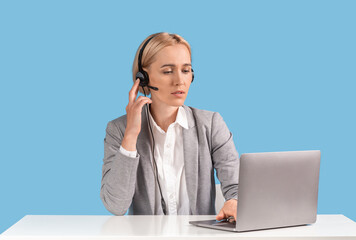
[100,104,240,215]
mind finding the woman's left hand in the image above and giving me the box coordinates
[216,199,238,222]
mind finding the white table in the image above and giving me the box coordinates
[1,215,356,239]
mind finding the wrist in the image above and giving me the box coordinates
[226,197,238,202]
[122,134,138,151]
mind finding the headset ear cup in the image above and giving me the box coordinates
[136,71,148,87]
[191,68,194,83]
[139,70,150,94]
[136,71,145,83]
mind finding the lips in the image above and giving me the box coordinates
[171,91,185,94]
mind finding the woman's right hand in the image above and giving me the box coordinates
[124,78,152,140]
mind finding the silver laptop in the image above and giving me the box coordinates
[189,150,321,232]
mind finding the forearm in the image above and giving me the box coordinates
[211,112,240,200]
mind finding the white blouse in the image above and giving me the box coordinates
[119,105,190,215]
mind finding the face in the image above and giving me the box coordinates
[144,44,193,107]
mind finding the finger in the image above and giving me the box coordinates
[135,96,152,103]
[135,97,152,105]
[135,95,151,103]
[128,79,138,103]
[136,99,152,110]
[129,78,140,103]
[216,210,225,220]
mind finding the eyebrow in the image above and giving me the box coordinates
[160,63,192,68]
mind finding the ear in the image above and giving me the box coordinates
[142,66,149,73]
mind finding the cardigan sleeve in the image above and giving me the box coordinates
[100,120,140,215]
[120,145,138,158]
[211,112,240,201]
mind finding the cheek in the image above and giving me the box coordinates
[150,72,168,84]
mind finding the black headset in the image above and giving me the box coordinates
[135,34,194,215]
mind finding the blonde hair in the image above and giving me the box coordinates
[132,32,192,95]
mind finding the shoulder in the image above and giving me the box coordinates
[185,105,214,120]
[183,105,225,129]
[106,114,127,134]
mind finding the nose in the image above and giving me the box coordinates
[173,71,186,85]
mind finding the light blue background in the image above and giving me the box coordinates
[1,0,355,234]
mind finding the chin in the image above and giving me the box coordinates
[156,96,186,107]
[168,101,185,107]
[171,103,184,107]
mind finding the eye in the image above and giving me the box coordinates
[163,68,191,74]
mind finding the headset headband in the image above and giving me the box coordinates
[137,35,155,72]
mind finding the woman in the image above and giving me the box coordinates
[100,32,239,222]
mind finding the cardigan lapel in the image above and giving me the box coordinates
[136,103,156,214]
[182,105,199,215]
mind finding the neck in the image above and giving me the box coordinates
[149,102,180,133]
